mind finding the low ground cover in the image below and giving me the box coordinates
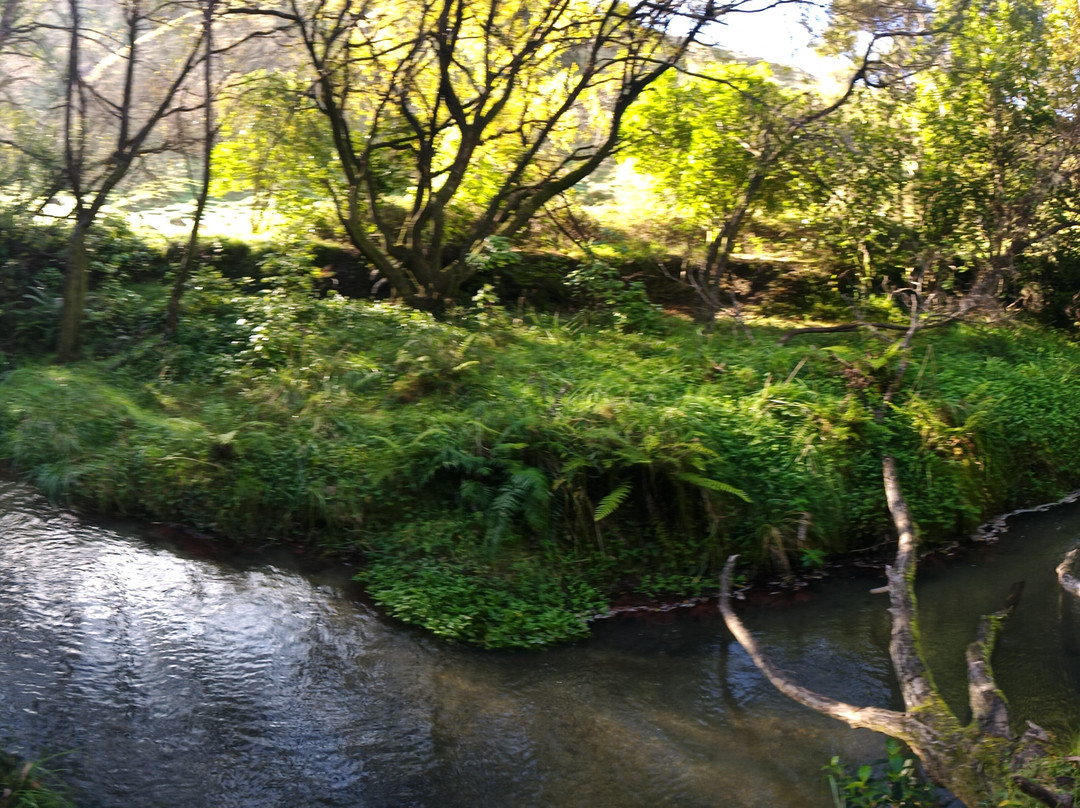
[2,240,1080,647]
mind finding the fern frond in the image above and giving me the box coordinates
[674,473,751,503]
[594,482,632,521]
[484,466,551,553]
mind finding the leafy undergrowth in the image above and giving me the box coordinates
[3,265,1080,646]
[823,739,938,808]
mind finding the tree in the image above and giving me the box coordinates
[55,0,213,360]
[229,0,734,308]
[621,60,826,322]
[725,288,1072,806]
[0,0,51,196]
[809,0,1080,311]
[0,0,211,360]
[917,0,1080,293]
[166,0,218,335]
[0,0,24,51]
[617,0,976,324]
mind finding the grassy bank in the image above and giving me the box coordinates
[2,254,1080,647]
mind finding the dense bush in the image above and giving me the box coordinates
[0,214,167,355]
[1013,251,1080,331]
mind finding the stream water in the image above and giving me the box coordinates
[3,479,1080,807]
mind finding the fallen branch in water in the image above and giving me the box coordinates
[719,455,1066,808]
[1057,547,1080,599]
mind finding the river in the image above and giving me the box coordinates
[2,480,1080,807]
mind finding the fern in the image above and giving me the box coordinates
[673,472,751,502]
[484,466,551,554]
[594,482,632,521]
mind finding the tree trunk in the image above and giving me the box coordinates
[166,0,214,336]
[0,0,20,50]
[56,217,91,362]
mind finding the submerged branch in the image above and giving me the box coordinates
[881,455,935,711]
[965,583,1023,739]
[719,555,913,738]
[1057,548,1080,599]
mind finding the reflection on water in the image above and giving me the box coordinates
[2,480,1080,807]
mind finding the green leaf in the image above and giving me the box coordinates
[673,472,751,502]
[594,482,632,521]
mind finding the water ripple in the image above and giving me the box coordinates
[5,480,1077,807]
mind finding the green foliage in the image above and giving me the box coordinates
[823,739,938,808]
[211,71,347,230]
[0,211,167,355]
[594,482,632,522]
[4,258,1080,645]
[1006,734,1080,806]
[359,518,606,648]
[0,751,76,808]
[466,237,520,275]
[564,258,662,332]
[1013,250,1080,331]
[623,63,812,230]
[807,0,1080,297]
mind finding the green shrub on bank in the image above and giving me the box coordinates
[3,266,1080,646]
[359,516,606,647]
[0,213,167,355]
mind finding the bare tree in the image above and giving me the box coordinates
[55,0,212,360]
[720,461,1066,806]
[0,0,23,51]
[228,0,760,308]
[166,0,217,335]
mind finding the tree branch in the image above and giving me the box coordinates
[719,555,914,737]
[1013,775,1074,808]
[1057,548,1080,599]
[965,583,1022,739]
[882,455,937,711]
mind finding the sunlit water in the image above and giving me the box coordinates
[3,480,1080,807]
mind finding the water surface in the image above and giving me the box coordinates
[3,481,1080,807]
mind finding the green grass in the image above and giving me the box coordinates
[0,752,75,808]
[3,258,1080,647]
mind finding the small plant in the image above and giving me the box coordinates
[823,739,938,808]
[799,547,827,568]
[0,751,76,808]
[466,236,519,274]
[469,283,507,327]
[564,256,662,332]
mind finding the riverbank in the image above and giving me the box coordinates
[3,266,1080,646]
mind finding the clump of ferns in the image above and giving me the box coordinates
[588,465,750,564]
[429,436,555,558]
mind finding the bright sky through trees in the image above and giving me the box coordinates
[706,2,846,75]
